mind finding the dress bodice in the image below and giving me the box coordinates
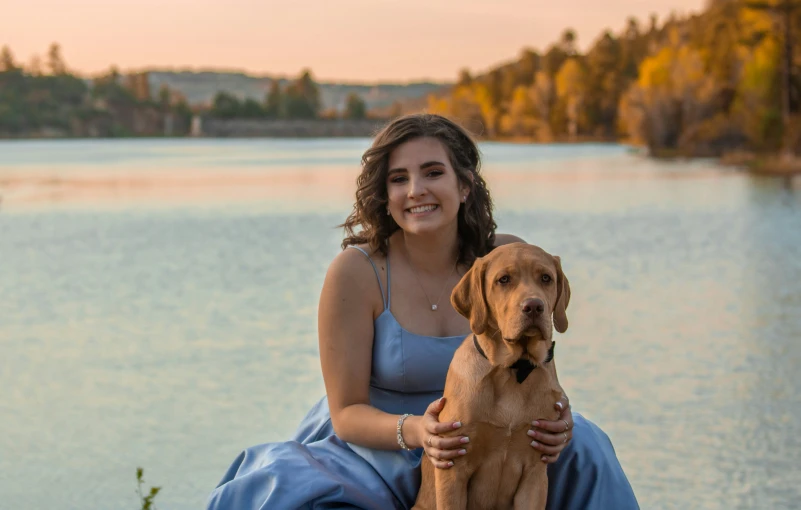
[369,309,465,416]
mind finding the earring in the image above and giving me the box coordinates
[387,208,391,215]
[462,196,467,203]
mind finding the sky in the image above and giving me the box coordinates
[2,0,705,83]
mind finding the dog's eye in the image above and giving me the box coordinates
[541,274,552,283]
[497,275,510,285]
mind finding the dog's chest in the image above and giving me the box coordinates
[483,370,558,427]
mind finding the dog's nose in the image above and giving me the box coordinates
[521,298,545,317]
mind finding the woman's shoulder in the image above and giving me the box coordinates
[326,244,386,288]
[335,243,386,267]
[493,233,526,248]
[320,244,387,316]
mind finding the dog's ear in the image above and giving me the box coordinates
[553,255,571,334]
[451,256,489,335]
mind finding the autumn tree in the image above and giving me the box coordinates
[500,85,537,137]
[743,0,801,152]
[584,32,624,137]
[457,69,473,86]
[530,72,556,140]
[619,37,719,153]
[555,58,588,138]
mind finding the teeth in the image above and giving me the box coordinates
[409,205,437,214]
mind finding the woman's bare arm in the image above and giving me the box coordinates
[317,247,483,462]
[318,248,424,449]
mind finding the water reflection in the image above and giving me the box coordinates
[1,140,799,509]
[0,142,747,216]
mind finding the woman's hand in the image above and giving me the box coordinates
[415,397,469,469]
[528,393,574,464]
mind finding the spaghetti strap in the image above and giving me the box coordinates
[347,246,388,310]
[386,249,391,309]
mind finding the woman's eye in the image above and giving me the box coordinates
[428,170,443,177]
[498,275,510,285]
[541,274,552,283]
[389,176,407,184]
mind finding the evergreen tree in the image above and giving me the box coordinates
[1,46,17,72]
[344,93,367,119]
[265,80,284,118]
[47,43,67,75]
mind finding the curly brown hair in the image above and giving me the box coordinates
[340,113,496,265]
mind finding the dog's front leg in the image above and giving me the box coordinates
[434,462,469,510]
[512,466,548,510]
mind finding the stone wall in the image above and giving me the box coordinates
[197,117,388,138]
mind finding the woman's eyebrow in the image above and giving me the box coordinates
[420,160,446,169]
[388,160,446,174]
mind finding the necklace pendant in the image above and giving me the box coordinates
[431,304,438,311]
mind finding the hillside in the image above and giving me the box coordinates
[145,70,449,112]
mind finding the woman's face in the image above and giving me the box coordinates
[386,137,469,236]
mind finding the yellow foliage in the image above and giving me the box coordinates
[740,37,780,92]
[555,58,586,99]
[509,86,533,116]
[637,48,675,89]
[426,95,450,116]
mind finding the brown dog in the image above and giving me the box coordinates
[413,242,571,510]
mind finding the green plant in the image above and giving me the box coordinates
[136,467,161,510]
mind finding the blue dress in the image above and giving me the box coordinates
[207,247,639,510]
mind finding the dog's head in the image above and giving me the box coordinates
[451,243,570,365]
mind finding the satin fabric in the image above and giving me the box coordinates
[207,247,639,509]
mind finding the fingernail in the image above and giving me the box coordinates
[527,430,536,438]
[556,402,564,410]
[458,449,467,455]
[452,422,462,429]
[532,420,539,427]
[530,440,539,447]
[439,397,445,405]
[448,461,454,467]
[541,456,548,462]
[460,437,470,444]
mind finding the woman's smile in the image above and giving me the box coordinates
[406,204,439,217]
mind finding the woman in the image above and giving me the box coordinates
[207,114,638,509]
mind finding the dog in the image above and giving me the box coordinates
[413,242,571,510]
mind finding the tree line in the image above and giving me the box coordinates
[0,44,194,137]
[429,0,801,157]
[6,1,800,152]
[208,70,367,120]
[0,45,369,137]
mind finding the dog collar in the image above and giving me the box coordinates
[472,334,554,384]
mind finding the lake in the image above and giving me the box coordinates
[1,138,800,510]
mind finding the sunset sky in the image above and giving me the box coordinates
[2,0,705,83]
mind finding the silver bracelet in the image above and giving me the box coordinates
[396,413,413,450]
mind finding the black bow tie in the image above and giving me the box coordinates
[473,335,555,384]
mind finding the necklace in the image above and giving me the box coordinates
[406,250,459,312]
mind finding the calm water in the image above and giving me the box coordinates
[1,139,800,510]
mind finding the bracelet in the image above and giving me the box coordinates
[396,413,413,450]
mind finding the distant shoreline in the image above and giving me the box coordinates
[1,129,798,182]
[0,117,622,143]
